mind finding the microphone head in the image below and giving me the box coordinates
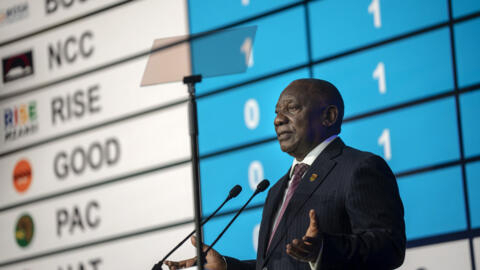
[256,179,270,193]
[229,185,242,199]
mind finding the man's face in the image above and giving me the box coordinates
[274,85,325,160]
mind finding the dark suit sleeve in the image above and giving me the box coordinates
[223,256,256,270]
[318,155,406,269]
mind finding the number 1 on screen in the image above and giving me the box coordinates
[368,0,382,28]
[373,62,387,94]
[378,128,392,161]
[241,37,254,68]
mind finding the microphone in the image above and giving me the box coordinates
[228,184,243,200]
[151,185,242,270]
[203,179,270,255]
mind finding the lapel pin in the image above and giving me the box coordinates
[309,173,318,182]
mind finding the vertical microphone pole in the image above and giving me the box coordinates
[183,74,204,270]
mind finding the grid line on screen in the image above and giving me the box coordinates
[447,0,475,267]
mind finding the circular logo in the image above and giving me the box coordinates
[13,159,32,193]
[15,214,34,248]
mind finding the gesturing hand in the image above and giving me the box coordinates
[286,209,322,262]
[164,236,227,270]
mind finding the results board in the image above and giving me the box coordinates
[1,0,479,269]
[189,0,480,269]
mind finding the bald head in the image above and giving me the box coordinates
[274,78,344,159]
[285,78,344,133]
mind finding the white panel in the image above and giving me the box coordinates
[398,239,471,270]
[0,163,193,262]
[0,222,197,270]
[0,0,189,95]
[0,0,126,43]
[475,237,480,269]
[0,0,194,268]
[0,104,190,208]
[0,56,189,153]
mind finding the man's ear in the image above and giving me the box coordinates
[322,105,339,127]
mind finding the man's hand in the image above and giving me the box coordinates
[286,209,322,262]
[164,236,227,270]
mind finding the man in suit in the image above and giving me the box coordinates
[166,79,406,270]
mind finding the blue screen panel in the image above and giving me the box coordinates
[313,27,453,118]
[453,0,480,18]
[460,90,480,158]
[341,97,460,173]
[454,17,480,88]
[188,0,300,33]
[466,161,480,229]
[398,166,467,240]
[198,69,309,155]
[193,6,309,95]
[200,141,291,216]
[191,26,258,77]
[308,0,448,59]
[204,208,263,260]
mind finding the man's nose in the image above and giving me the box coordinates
[274,112,287,126]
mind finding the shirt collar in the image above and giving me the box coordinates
[289,134,338,178]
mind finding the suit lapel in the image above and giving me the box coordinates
[263,138,345,261]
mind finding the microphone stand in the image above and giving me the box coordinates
[184,74,204,270]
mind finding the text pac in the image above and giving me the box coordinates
[56,200,100,237]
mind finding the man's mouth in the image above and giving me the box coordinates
[277,131,292,140]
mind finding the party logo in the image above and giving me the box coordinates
[15,214,34,248]
[13,159,32,193]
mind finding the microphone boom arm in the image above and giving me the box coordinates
[203,180,269,256]
[151,185,242,270]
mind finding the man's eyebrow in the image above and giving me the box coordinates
[276,100,292,107]
[279,96,297,102]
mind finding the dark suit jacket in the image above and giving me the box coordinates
[226,138,405,270]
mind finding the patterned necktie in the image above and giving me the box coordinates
[267,163,310,251]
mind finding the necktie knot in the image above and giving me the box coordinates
[292,163,309,181]
[289,163,309,191]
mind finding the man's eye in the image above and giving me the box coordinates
[288,105,299,111]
